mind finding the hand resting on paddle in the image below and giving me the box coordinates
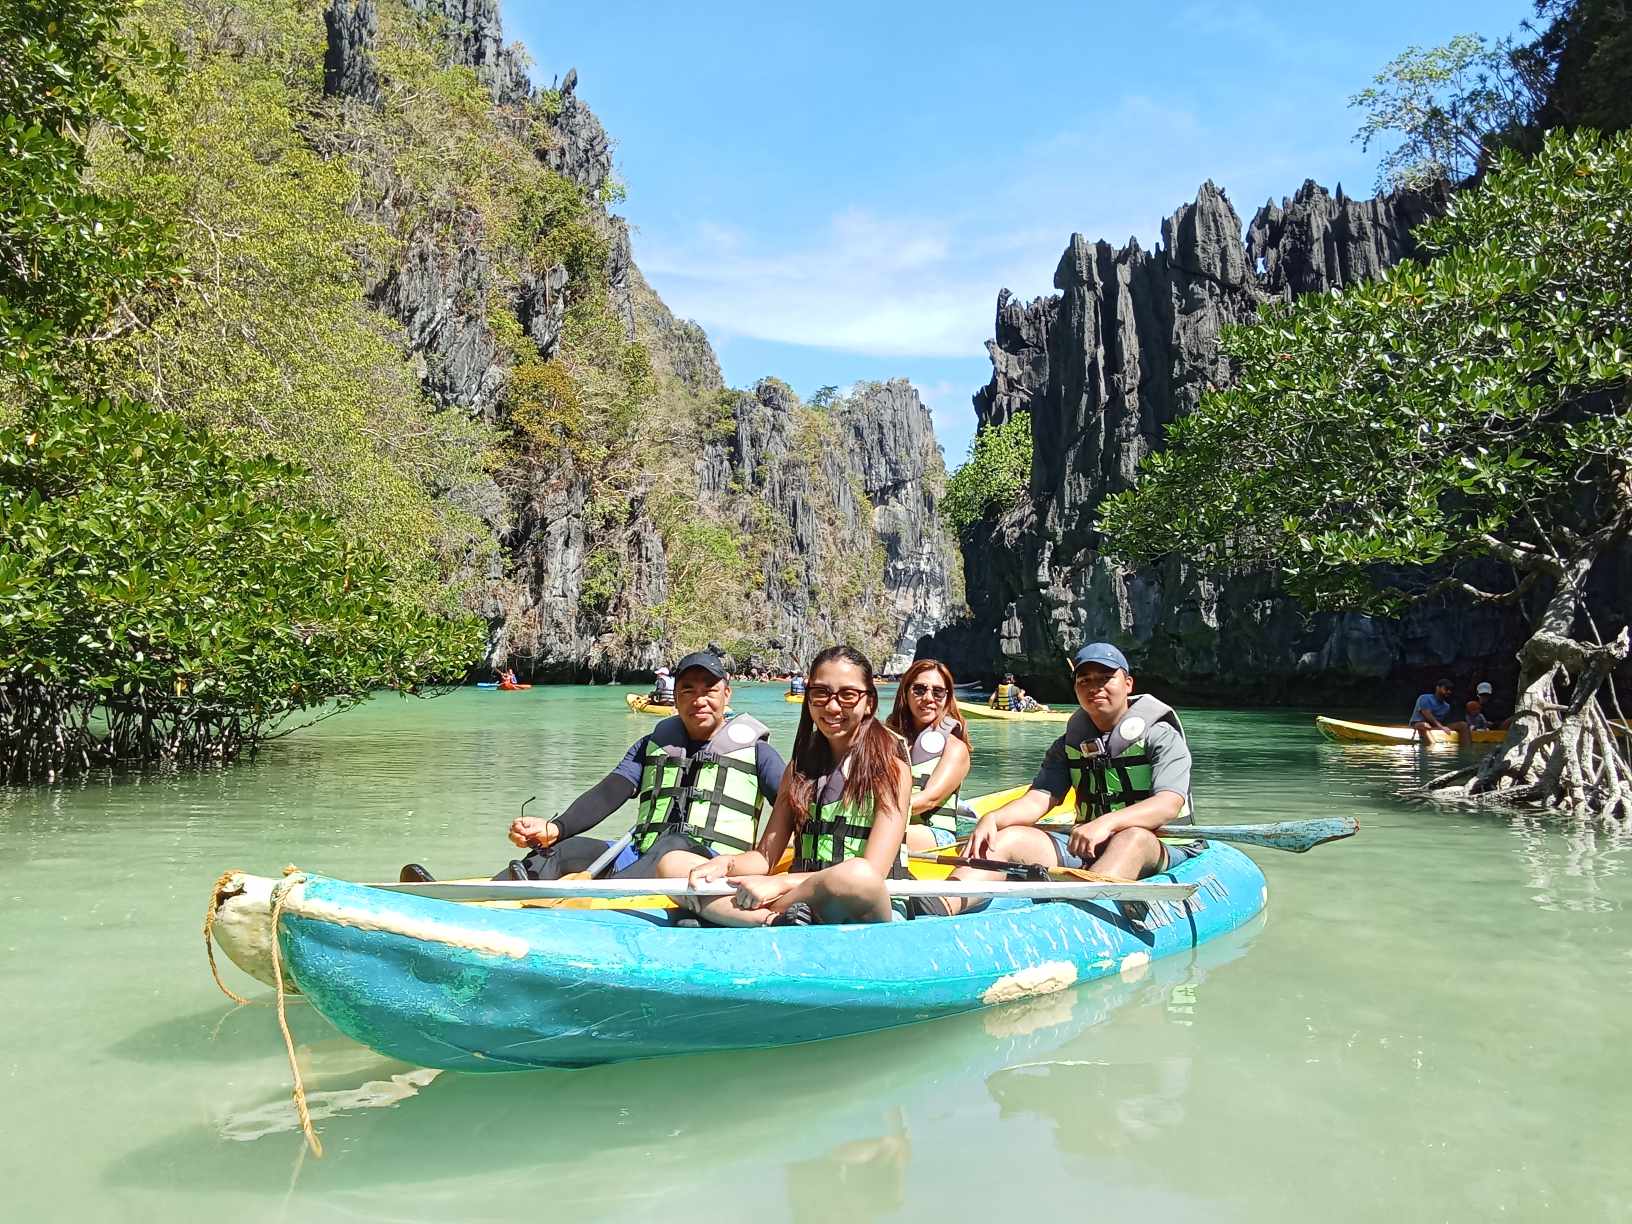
[726,874,795,911]
[686,856,795,914]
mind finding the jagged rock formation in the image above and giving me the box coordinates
[692,380,958,674]
[922,178,1528,700]
[323,0,380,105]
[835,381,959,670]
[320,0,955,679]
[405,0,529,105]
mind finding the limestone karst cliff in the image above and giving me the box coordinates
[320,0,957,677]
[923,178,1543,699]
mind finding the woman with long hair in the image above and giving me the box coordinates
[884,659,972,853]
[687,645,913,925]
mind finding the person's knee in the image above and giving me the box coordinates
[653,850,704,878]
[817,858,879,901]
[987,826,1032,858]
[1106,827,1161,870]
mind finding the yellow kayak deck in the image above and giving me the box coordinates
[960,703,1070,723]
[625,693,676,716]
[1314,715,1505,746]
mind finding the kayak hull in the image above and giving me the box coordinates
[624,693,675,715]
[273,843,1266,1070]
[783,692,804,703]
[1315,715,1504,745]
[960,703,1070,723]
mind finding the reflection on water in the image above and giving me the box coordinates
[786,1107,910,1224]
[3,688,1631,1222]
[1506,812,1632,913]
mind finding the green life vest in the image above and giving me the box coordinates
[793,737,911,875]
[1060,695,1193,824]
[631,714,771,855]
[908,718,962,836]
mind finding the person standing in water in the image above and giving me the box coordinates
[688,645,915,926]
[943,642,1196,911]
[884,659,972,852]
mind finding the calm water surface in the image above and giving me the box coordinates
[3,685,1629,1222]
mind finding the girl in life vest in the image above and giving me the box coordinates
[688,645,912,925]
[884,659,971,853]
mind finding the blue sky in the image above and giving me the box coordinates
[501,0,1536,461]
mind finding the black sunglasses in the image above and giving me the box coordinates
[909,682,949,700]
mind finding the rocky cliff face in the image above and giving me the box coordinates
[322,0,956,678]
[922,178,1531,700]
[691,379,957,674]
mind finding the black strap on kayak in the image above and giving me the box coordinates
[931,854,1051,882]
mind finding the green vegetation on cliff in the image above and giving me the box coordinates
[1100,131,1632,819]
[0,0,483,782]
[943,415,1033,533]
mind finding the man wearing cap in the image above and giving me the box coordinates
[651,665,675,705]
[1407,678,1465,736]
[400,651,785,883]
[960,642,1197,885]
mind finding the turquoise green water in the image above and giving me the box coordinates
[3,684,1630,1222]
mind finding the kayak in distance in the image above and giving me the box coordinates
[476,682,532,690]
[1314,715,1505,745]
[959,703,1070,724]
[783,692,804,703]
[625,693,676,715]
[229,844,1263,1069]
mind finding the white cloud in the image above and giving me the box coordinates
[633,93,1353,363]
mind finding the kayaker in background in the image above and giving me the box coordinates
[789,673,806,697]
[1465,700,1489,731]
[990,673,1017,710]
[1474,680,1511,730]
[496,667,519,690]
[398,651,784,884]
[1408,678,1466,738]
[688,645,922,926]
[884,659,971,852]
[943,642,1197,910]
[652,666,675,705]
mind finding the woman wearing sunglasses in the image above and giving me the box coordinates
[884,659,971,853]
[688,645,913,925]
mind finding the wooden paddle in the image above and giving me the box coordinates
[375,876,1195,904]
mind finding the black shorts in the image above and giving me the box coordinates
[516,835,611,880]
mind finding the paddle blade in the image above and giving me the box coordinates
[1180,817,1359,853]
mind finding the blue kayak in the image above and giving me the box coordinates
[271,843,1265,1070]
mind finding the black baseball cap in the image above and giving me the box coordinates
[673,651,728,681]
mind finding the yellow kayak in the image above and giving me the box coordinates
[625,694,676,716]
[784,692,804,703]
[1314,715,1505,746]
[960,703,1070,723]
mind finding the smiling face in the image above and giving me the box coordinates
[903,663,952,730]
[1073,664,1133,731]
[805,658,874,750]
[675,668,731,739]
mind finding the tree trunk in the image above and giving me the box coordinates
[1424,546,1632,822]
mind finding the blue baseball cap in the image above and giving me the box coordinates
[1072,642,1130,673]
